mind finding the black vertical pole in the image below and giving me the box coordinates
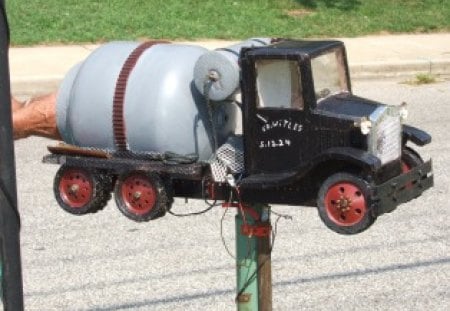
[0,0,25,310]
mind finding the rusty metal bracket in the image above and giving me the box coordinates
[237,293,252,303]
[241,223,272,238]
[222,202,261,221]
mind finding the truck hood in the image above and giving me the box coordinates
[315,93,383,119]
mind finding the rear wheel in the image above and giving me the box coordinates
[317,172,376,235]
[54,165,111,215]
[114,171,170,222]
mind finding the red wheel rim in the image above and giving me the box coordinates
[324,182,367,227]
[59,169,93,208]
[121,174,157,215]
[402,160,415,189]
[402,161,411,174]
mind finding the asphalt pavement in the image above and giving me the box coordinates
[6,34,450,310]
[13,79,449,310]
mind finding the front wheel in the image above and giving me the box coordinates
[401,146,424,190]
[317,172,376,235]
[401,146,424,173]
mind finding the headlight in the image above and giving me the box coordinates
[356,117,372,135]
[399,102,408,122]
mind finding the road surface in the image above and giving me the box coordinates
[13,78,449,310]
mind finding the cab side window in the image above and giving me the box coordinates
[255,59,303,110]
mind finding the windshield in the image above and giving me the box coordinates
[311,48,349,102]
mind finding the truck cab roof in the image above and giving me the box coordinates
[243,39,346,58]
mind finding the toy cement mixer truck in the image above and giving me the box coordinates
[43,38,433,234]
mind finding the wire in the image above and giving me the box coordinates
[168,205,214,217]
[162,151,199,165]
[112,150,198,164]
[167,197,220,217]
[203,79,218,152]
[219,189,252,262]
[271,209,293,221]
[235,186,248,226]
[271,214,284,250]
[220,201,235,259]
[168,175,221,217]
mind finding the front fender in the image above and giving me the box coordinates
[312,147,382,172]
[402,125,432,146]
[240,147,381,189]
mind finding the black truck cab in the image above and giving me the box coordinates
[237,40,433,234]
[241,40,353,175]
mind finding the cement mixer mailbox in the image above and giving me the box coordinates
[43,39,433,235]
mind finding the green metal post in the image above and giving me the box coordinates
[235,204,272,311]
[236,211,259,311]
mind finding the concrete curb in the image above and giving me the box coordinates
[9,34,450,95]
[12,60,450,96]
[12,76,62,97]
[350,60,450,80]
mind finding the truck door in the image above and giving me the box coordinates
[242,55,311,174]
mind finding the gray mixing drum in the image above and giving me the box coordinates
[57,41,238,161]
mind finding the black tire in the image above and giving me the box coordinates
[401,146,424,172]
[317,172,376,235]
[54,165,111,215]
[401,146,425,193]
[114,171,170,222]
[90,172,114,213]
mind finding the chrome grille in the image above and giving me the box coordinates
[369,106,402,165]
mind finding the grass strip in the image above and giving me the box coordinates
[7,0,450,45]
